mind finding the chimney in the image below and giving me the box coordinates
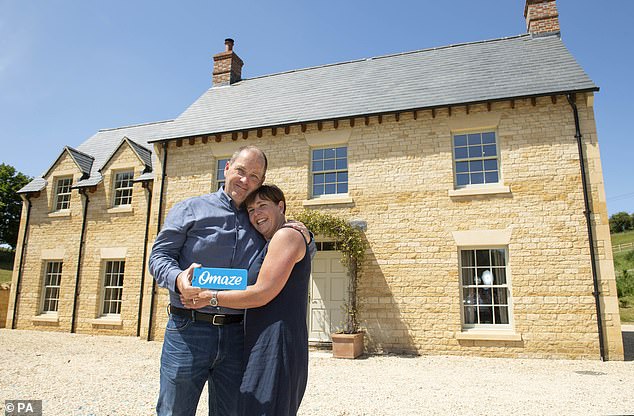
[524,0,560,35]
[212,38,244,87]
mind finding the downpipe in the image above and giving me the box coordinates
[566,93,606,361]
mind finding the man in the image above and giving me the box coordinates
[149,145,268,416]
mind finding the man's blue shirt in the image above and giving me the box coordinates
[149,188,265,314]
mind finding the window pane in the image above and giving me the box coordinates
[476,250,490,267]
[454,135,467,147]
[312,161,323,172]
[313,185,324,196]
[483,159,498,171]
[482,132,496,144]
[463,288,477,305]
[324,159,336,170]
[336,147,347,158]
[454,147,468,160]
[456,174,469,186]
[324,148,336,159]
[468,145,482,158]
[479,306,493,324]
[483,144,497,157]
[464,306,477,324]
[470,173,484,184]
[456,161,469,173]
[493,268,506,284]
[469,160,483,172]
[325,172,336,183]
[461,250,475,268]
[313,174,324,184]
[335,158,347,170]
[485,172,499,183]
[478,288,492,305]
[493,288,508,305]
[491,249,505,266]
[337,172,348,182]
[467,133,482,145]
[325,184,336,194]
[462,268,475,286]
[337,183,348,193]
[494,307,509,324]
[312,149,323,159]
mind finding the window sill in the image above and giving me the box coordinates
[107,205,133,214]
[455,330,522,342]
[32,314,59,324]
[448,185,511,198]
[302,195,354,207]
[91,317,123,327]
[48,210,71,218]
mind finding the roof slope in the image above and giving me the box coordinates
[157,33,597,141]
[19,120,171,193]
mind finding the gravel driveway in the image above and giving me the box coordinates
[1,328,633,415]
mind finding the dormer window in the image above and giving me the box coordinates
[54,177,73,211]
[113,171,134,206]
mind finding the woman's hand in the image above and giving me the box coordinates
[180,289,214,309]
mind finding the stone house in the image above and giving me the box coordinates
[7,0,624,359]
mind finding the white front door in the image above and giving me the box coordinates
[308,247,347,342]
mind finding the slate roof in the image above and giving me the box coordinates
[19,120,171,193]
[19,32,598,193]
[155,33,597,142]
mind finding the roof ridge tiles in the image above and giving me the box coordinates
[98,119,173,133]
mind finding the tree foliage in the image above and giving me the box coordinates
[609,211,633,234]
[0,164,31,248]
[293,209,367,333]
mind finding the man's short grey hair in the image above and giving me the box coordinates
[229,145,268,172]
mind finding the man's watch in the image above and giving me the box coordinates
[209,290,219,307]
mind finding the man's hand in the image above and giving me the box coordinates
[285,220,311,242]
[180,289,214,309]
[176,263,203,306]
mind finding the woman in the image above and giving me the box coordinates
[182,184,311,416]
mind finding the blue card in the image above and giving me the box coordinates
[191,267,248,290]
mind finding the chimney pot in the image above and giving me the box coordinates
[225,38,234,52]
[212,38,243,87]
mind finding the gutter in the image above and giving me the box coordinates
[70,188,90,333]
[11,195,32,329]
[149,89,600,145]
[566,93,606,361]
[136,181,153,337]
[147,142,168,341]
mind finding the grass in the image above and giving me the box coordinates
[620,296,634,323]
[612,230,634,322]
[0,249,14,285]
[611,229,634,247]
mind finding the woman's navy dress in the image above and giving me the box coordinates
[239,228,311,416]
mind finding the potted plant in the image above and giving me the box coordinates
[294,210,367,359]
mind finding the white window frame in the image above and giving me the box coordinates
[54,177,73,211]
[215,157,230,191]
[452,131,501,189]
[311,146,348,198]
[101,260,125,316]
[112,171,134,207]
[458,246,513,330]
[41,261,62,314]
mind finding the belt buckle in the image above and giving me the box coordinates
[212,314,225,326]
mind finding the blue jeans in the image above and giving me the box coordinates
[156,314,244,416]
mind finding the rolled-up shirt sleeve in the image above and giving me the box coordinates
[149,201,194,293]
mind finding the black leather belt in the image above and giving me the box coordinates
[169,305,243,326]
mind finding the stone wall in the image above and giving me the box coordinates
[10,93,623,359]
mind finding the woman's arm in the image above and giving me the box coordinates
[194,227,306,309]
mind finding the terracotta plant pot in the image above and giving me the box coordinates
[331,332,364,359]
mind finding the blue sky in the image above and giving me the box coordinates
[1,0,632,215]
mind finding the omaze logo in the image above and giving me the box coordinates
[192,267,248,290]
